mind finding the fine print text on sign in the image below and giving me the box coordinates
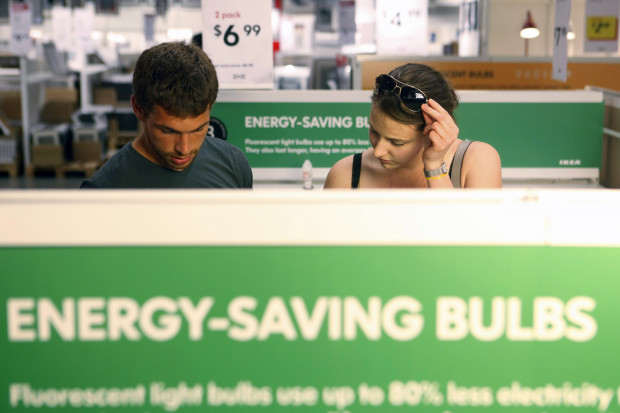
[8,380,617,411]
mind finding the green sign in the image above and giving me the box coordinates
[456,102,604,168]
[210,99,603,169]
[211,102,372,168]
[2,245,619,412]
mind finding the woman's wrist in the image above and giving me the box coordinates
[423,161,443,171]
[424,162,448,179]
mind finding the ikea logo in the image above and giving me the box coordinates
[559,159,581,166]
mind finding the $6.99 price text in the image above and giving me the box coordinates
[213,24,261,47]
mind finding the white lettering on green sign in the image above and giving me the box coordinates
[244,116,368,129]
[6,296,596,343]
[436,296,597,342]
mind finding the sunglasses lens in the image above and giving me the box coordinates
[400,87,427,112]
[375,75,396,95]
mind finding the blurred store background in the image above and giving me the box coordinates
[1,0,619,188]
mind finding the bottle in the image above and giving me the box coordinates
[302,159,313,190]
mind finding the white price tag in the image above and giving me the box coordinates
[202,0,273,89]
[584,0,619,53]
[144,14,155,43]
[376,0,428,56]
[339,0,356,46]
[552,0,571,82]
[52,7,72,53]
[73,6,95,54]
[9,1,32,56]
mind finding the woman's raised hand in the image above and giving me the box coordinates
[421,98,459,169]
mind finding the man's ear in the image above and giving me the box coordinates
[131,95,146,121]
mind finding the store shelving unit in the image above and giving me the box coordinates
[0,54,97,170]
[0,56,54,168]
[78,64,112,112]
[20,56,56,168]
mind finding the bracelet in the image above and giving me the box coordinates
[425,173,448,180]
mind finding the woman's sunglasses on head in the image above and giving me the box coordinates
[374,74,428,113]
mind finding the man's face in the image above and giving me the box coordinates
[134,102,211,171]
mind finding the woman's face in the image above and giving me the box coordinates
[368,105,425,169]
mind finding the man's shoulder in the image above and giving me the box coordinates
[202,137,248,162]
[198,137,252,188]
[203,136,243,152]
[80,143,139,188]
[97,143,138,171]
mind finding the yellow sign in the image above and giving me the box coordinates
[587,16,618,40]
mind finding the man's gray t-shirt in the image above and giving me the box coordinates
[81,137,252,188]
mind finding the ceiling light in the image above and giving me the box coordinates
[520,11,540,39]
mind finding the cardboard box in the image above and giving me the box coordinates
[101,76,133,106]
[0,91,21,120]
[45,87,78,103]
[40,87,78,124]
[41,101,77,124]
[31,144,64,166]
[94,87,118,106]
[73,141,102,162]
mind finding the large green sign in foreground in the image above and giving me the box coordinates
[2,245,619,412]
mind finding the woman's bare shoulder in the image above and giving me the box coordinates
[324,154,356,189]
[467,141,501,163]
[462,141,502,188]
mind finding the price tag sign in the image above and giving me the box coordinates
[375,0,428,55]
[202,0,273,89]
[73,6,96,54]
[339,0,356,46]
[552,0,570,82]
[586,16,618,40]
[144,14,155,43]
[51,7,72,52]
[9,0,32,56]
[584,0,619,53]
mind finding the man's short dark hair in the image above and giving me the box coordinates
[132,41,218,118]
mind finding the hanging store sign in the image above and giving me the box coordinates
[9,0,32,55]
[584,0,619,53]
[51,7,72,52]
[202,0,274,89]
[338,0,356,46]
[552,0,571,82]
[144,14,155,43]
[73,5,95,54]
[458,1,480,57]
[375,0,428,56]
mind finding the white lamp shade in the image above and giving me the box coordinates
[520,27,540,39]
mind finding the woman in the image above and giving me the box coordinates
[324,63,501,188]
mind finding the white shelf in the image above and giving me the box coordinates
[27,72,54,84]
[79,65,110,112]
[79,64,108,75]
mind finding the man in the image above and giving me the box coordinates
[81,42,252,188]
